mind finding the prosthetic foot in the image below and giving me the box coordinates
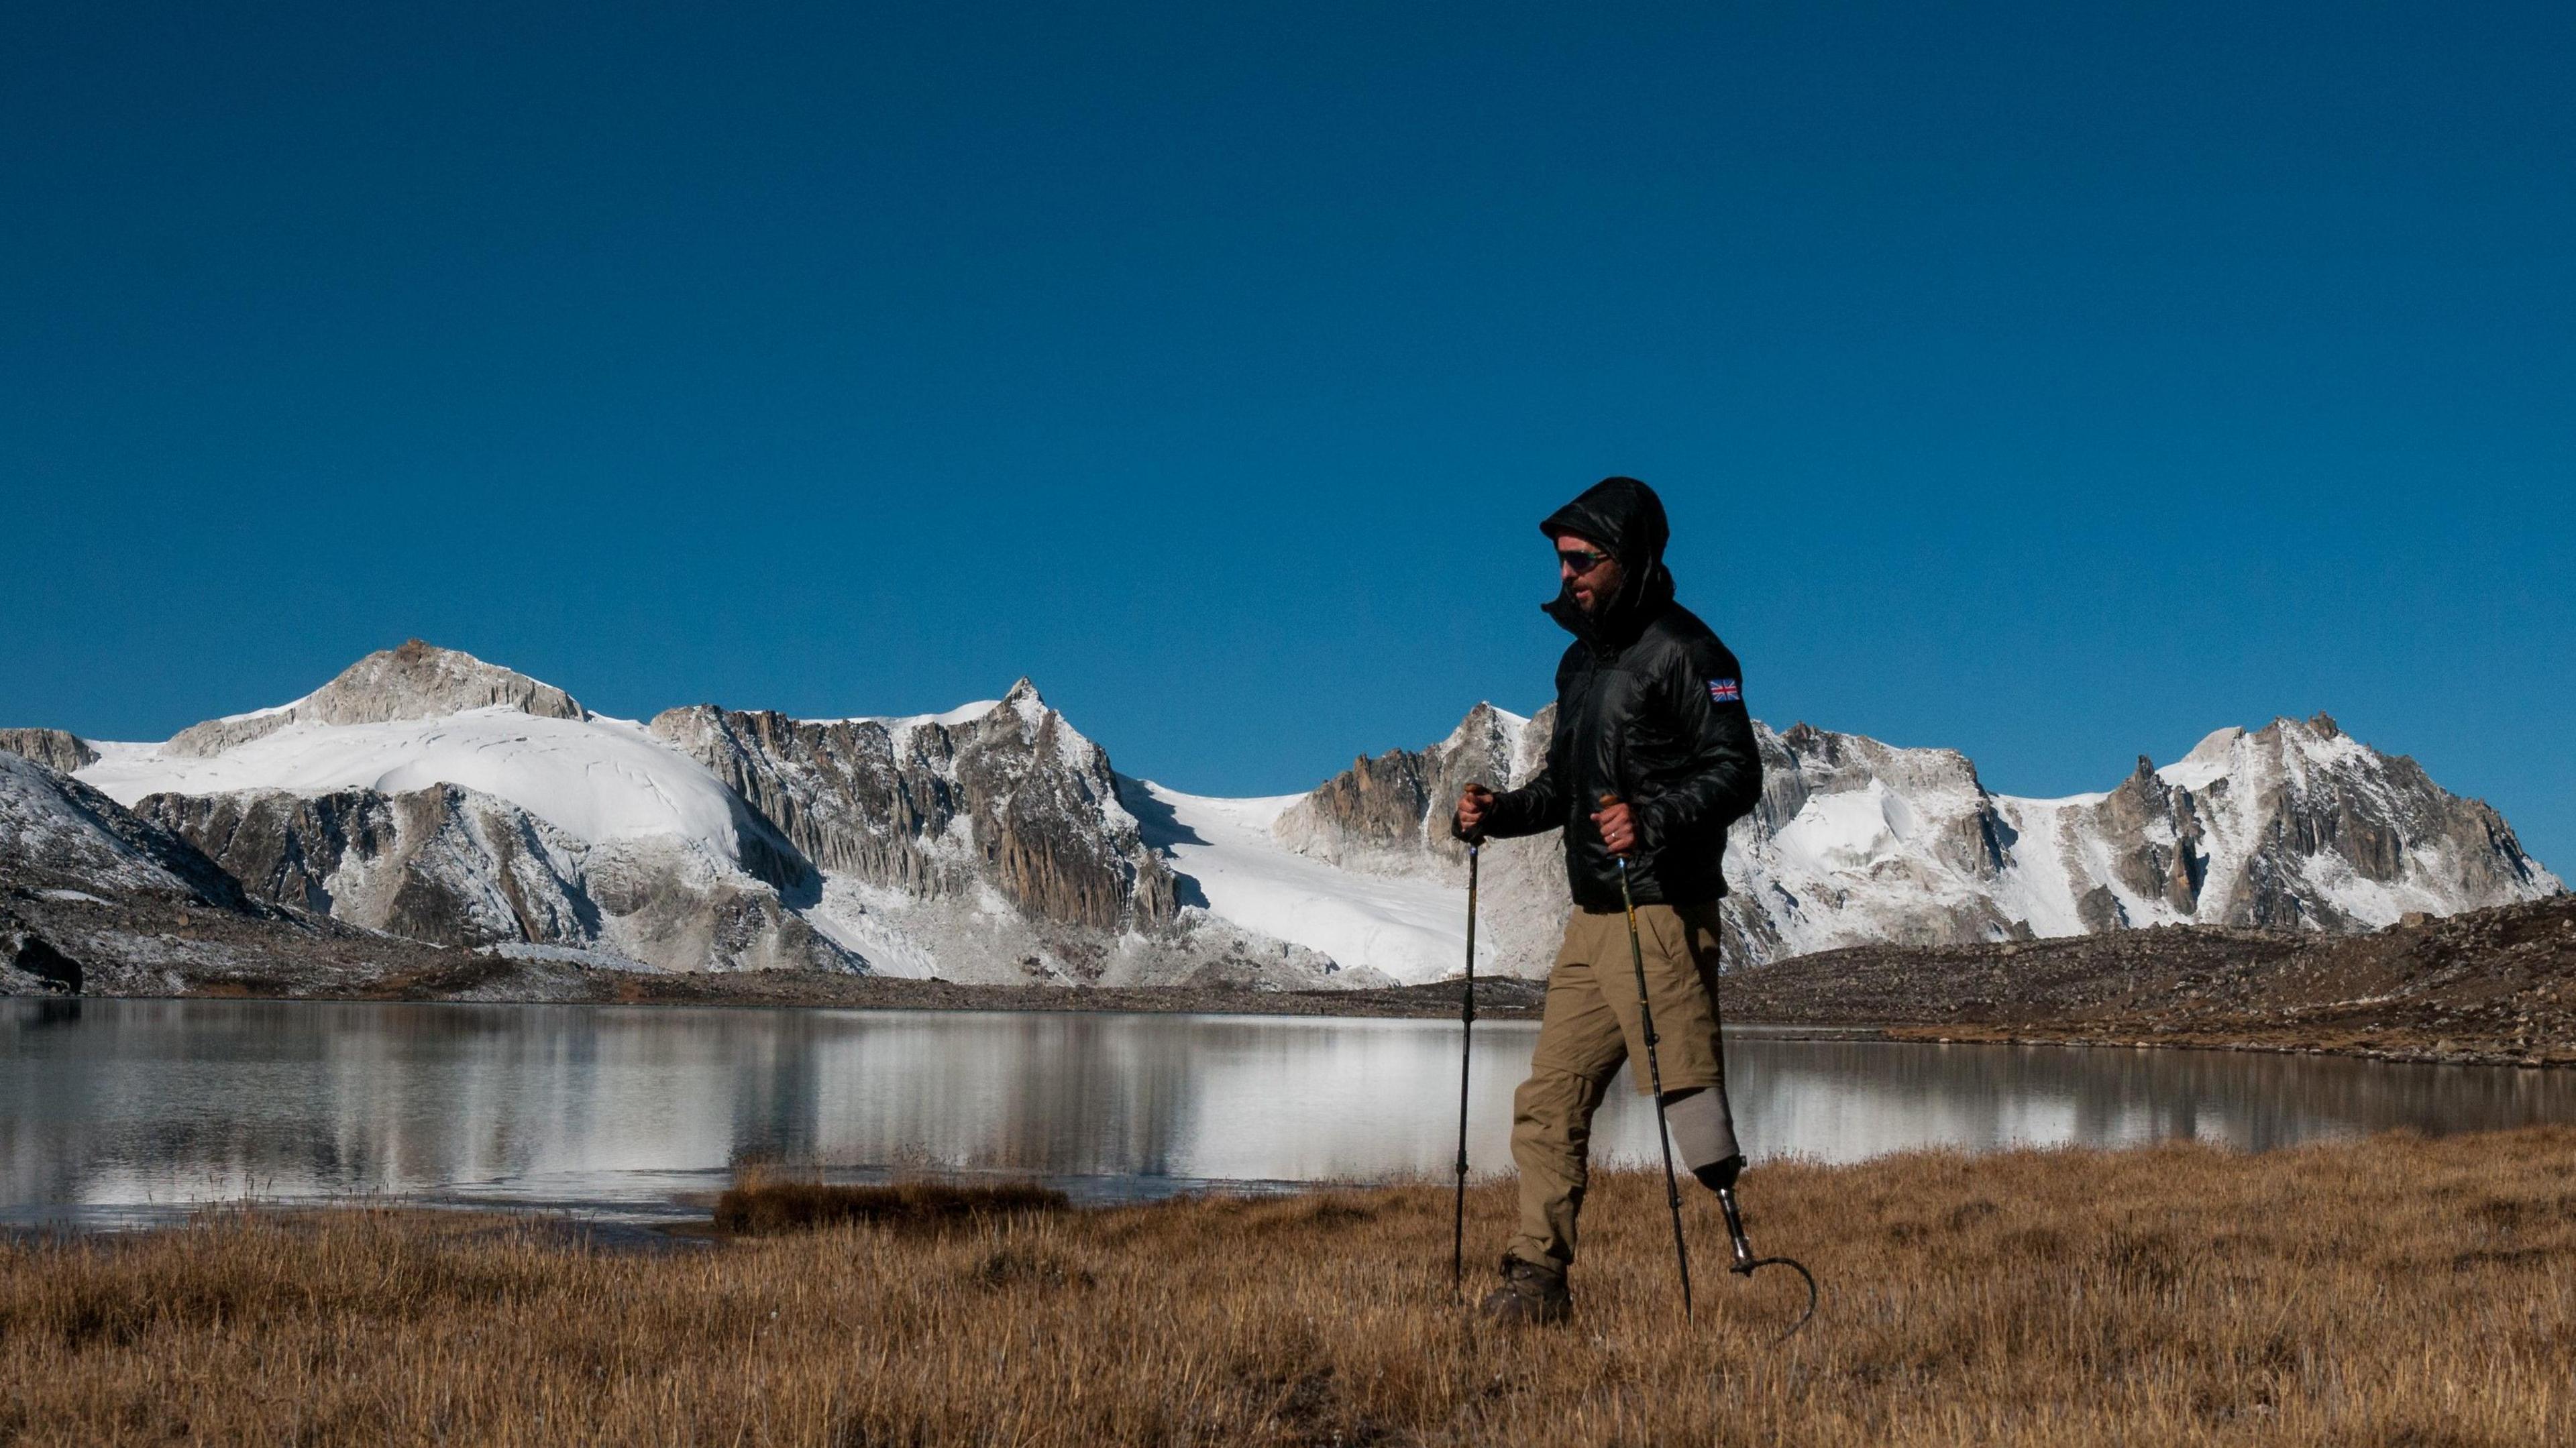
[1666,1084,1815,1337]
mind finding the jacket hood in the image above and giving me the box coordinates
[1540,476,1676,648]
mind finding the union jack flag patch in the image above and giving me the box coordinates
[1708,678,1741,704]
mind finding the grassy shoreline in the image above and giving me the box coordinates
[7,1128,2573,1445]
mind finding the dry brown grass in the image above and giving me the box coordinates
[712,1176,1071,1236]
[6,1127,2575,1446]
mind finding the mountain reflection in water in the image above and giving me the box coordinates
[10,999,2576,1225]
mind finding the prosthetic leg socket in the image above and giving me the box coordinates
[1662,1086,1743,1192]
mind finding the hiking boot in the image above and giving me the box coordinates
[1479,1254,1571,1326]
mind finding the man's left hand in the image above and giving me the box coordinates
[1591,799,1636,856]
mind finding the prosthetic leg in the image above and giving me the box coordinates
[1605,794,1816,1339]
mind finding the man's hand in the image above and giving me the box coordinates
[1454,783,1496,842]
[1592,795,1637,856]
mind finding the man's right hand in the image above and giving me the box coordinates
[1454,783,1496,842]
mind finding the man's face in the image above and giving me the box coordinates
[1555,533,1624,615]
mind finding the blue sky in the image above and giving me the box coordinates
[5,2,2571,870]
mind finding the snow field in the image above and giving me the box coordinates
[1130,783,1488,986]
[80,709,761,858]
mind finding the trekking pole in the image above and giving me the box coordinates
[1450,838,1479,1296]
[1605,794,1694,1321]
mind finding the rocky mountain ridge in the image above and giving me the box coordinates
[646,680,1178,934]
[125,783,855,974]
[166,639,586,757]
[0,729,97,775]
[1277,706,2560,968]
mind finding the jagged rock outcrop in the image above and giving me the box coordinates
[133,783,855,974]
[649,679,1177,934]
[2042,714,2556,934]
[1273,703,1530,870]
[168,640,586,756]
[135,786,593,946]
[0,728,99,775]
[1,922,84,993]
[2084,757,2210,916]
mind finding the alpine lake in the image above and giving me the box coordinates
[9,997,2576,1229]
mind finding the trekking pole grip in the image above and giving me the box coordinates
[1598,790,1632,862]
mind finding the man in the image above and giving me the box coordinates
[1454,476,1764,1325]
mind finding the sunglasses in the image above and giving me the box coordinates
[1555,548,1613,575]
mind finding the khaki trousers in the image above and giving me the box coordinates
[1505,900,1728,1272]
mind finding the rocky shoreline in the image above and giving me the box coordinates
[1723,891,2576,1068]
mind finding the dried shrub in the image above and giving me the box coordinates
[712,1176,1069,1235]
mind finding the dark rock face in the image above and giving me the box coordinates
[0,753,252,910]
[133,781,853,973]
[1272,702,1529,867]
[653,708,948,891]
[4,928,83,992]
[0,728,99,775]
[167,640,586,757]
[648,679,1175,934]
[136,786,594,946]
[2090,758,2208,917]
[136,789,355,916]
[980,730,1171,931]
[2075,885,2129,933]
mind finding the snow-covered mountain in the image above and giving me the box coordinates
[78,645,848,974]
[1280,706,2561,970]
[3,641,2559,989]
[38,642,1355,987]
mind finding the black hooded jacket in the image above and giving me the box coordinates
[1472,478,1763,911]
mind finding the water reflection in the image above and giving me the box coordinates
[8,1000,2574,1224]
